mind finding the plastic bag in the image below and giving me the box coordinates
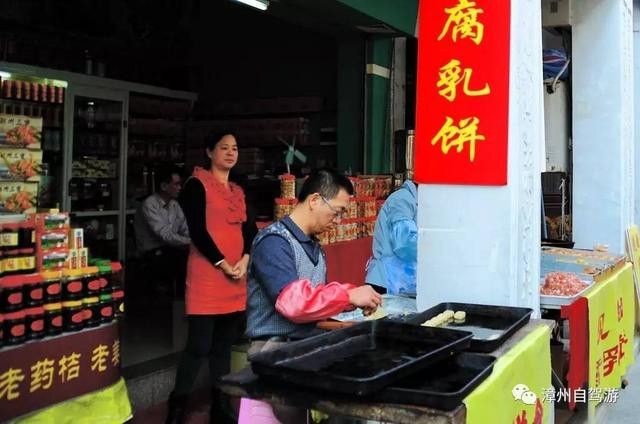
[543,49,569,80]
[381,255,416,296]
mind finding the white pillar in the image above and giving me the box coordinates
[416,0,544,313]
[634,0,640,226]
[573,0,635,253]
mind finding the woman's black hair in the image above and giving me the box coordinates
[205,131,237,151]
[204,131,237,169]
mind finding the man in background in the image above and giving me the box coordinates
[134,165,190,296]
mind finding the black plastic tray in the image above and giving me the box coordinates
[374,352,496,410]
[250,320,472,396]
[400,302,533,352]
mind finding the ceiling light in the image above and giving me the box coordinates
[232,0,269,11]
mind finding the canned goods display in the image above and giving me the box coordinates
[99,293,114,323]
[62,300,85,332]
[82,297,101,327]
[318,231,330,245]
[0,276,24,312]
[43,302,63,336]
[347,199,358,219]
[25,306,45,340]
[23,275,45,307]
[274,198,297,221]
[62,269,85,300]
[111,290,124,317]
[3,310,26,346]
[279,174,296,199]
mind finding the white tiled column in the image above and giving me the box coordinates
[634,0,640,226]
[416,0,544,314]
[573,0,635,252]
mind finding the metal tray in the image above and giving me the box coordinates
[374,352,496,410]
[540,280,594,308]
[399,302,533,352]
[250,320,472,396]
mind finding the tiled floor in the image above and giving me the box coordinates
[130,389,239,424]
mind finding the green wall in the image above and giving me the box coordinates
[337,37,365,173]
[336,0,418,35]
[365,37,393,174]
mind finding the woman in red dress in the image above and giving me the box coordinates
[167,132,256,424]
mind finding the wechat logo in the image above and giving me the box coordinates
[512,384,537,405]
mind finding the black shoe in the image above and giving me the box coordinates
[209,391,235,424]
[165,392,188,424]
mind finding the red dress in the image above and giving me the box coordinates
[185,167,247,315]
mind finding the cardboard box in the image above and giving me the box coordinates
[69,228,84,249]
[67,248,79,269]
[0,182,38,214]
[0,114,42,149]
[79,247,89,269]
[0,149,42,181]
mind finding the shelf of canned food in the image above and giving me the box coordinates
[0,260,125,348]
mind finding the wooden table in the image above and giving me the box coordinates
[219,319,555,424]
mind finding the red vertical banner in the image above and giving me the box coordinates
[414,0,511,185]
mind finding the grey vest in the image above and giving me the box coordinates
[246,221,326,339]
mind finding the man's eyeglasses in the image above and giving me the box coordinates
[320,195,346,219]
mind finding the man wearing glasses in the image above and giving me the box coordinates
[243,168,382,422]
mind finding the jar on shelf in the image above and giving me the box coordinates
[112,290,124,318]
[41,270,62,302]
[109,262,123,289]
[3,310,26,346]
[25,306,45,340]
[318,231,330,246]
[43,303,63,336]
[83,267,102,296]
[347,199,358,219]
[62,269,85,300]
[279,174,296,199]
[0,276,24,312]
[274,198,297,221]
[82,297,101,327]
[99,293,114,323]
[62,300,85,333]
[348,177,361,196]
[22,274,44,307]
[328,227,337,244]
[337,223,347,243]
[97,264,113,293]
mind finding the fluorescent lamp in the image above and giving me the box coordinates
[232,0,268,11]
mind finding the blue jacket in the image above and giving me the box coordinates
[365,180,417,294]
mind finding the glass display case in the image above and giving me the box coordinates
[64,87,127,260]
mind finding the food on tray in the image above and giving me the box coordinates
[421,310,466,327]
[540,272,589,296]
[583,266,598,275]
[364,306,386,320]
[453,311,466,321]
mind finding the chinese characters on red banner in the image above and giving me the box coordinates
[0,340,120,402]
[415,0,510,185]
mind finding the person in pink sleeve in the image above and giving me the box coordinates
[243,168,382,423]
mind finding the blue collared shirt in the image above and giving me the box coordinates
[250,216,322,302]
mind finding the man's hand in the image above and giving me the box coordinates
[231,254,250,279]
[347,285,383,311]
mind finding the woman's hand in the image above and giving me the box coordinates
[218,260,239,279]
[231,254,250,280]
